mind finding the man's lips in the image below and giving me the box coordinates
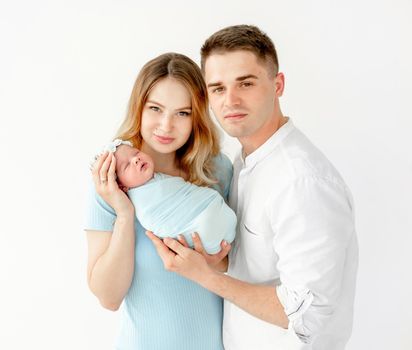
[224,113,247,119]
[154,134,175,144]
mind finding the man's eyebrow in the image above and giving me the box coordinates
[236,74,258,81]
[207,74,259,88]
[207,82,222,88]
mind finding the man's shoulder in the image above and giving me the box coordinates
[251,127,346,193]
[279,127,344,182]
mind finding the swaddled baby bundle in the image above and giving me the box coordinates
[128,173,236,254]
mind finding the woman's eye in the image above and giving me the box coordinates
[149,106,161,112]
[177,111,191,117]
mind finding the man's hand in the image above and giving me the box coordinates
[146,231,222,283]
[146,231,289,329]
[177,233,230,270]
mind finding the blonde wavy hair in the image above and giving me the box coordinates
[115,53,220,187]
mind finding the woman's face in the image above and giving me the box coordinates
[140,77,193,155]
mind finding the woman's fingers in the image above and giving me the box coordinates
[91,152,109,185]
[108,153,117,183]
[99,152,113,183]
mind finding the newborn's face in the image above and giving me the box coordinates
[115,145,154,189]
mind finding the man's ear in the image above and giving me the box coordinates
[275,72,285,97]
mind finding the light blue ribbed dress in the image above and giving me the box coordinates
[85,154,233,350]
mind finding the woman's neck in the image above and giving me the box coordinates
[140,143,181,177]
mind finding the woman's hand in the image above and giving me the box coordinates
[91,152,134,216]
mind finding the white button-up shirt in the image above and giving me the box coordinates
[223,119,358,350]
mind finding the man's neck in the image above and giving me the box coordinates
[240,115,288,157]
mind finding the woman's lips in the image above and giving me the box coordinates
[154,134,175,144]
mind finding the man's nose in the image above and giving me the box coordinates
[224,88,241,108]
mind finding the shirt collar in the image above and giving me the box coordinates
[240,117,295,169]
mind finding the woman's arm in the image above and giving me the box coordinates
[86,152,136,310]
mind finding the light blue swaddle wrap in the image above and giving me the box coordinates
[127,173,237,254]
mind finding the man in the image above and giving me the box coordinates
[147,25,358,349]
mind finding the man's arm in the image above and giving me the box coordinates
[201,268,289,328]
[213,256,228,272]
[146,232,289,329]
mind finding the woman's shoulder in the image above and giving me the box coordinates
[211,153,233,198]
[213,152,232,176]
[213,152,232,169]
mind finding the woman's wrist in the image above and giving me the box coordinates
[115,204,135,220]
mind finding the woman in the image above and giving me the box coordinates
[85,53,232,350]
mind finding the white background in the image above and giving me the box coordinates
[1,0,411,349]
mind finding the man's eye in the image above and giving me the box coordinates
[212,87,224,94]
[241,82,253,87]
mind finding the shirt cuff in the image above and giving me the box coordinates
[276,284,314,344]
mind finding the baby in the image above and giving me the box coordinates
[102,139,236,254]
[113,140,156,192]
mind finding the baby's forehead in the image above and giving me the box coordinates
[114,145,132,166]
[116,144,139,156]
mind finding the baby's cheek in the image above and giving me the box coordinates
[125,171,141,188]
[116,171,127,186]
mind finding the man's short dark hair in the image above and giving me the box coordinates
[200,25,279,77]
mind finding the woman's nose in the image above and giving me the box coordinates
[158,114,173,133]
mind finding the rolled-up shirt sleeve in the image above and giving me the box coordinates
[269,176,355,344]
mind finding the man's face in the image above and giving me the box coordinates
[204,50,283,145]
